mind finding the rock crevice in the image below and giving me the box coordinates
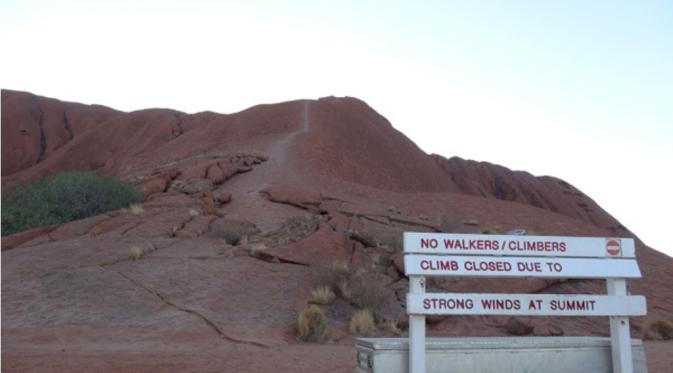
[109,267,269,349]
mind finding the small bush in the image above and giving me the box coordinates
[221,231,242,245]
[349,309,376,336]
[336,278,353,300]
[644,319,673,340]
[2,172,143,236]
[385,319,403,336]
[130,245,144,260]
[319,261,350,291]
[247,243,267,258]
[311,286,336,305]
[129,204,144,216]
[320,262,389,315]
[297,305,330,343]
[349,269,389,313]
[463,219,479,226]
[209,219,258,245]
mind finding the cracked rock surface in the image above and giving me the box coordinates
[2,90,673,372]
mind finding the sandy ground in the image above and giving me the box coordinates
[3,340,670,372]
[643,340,673,373]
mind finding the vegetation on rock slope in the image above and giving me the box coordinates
[2,171,143,236]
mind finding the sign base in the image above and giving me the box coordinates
[355,337,647,373]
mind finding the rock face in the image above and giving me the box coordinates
[431,155,630,235]
[1,90,121,177]
[2,89,672,373]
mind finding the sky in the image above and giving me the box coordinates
[2,0,672,256]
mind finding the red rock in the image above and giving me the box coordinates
[431,155,628,234]
[1,224,58,251]
[180,178,213,194]
[195,191,217,215]
[2,90,672,372]
[145,193,197,208]
[49,214,112,241]
[175,160,212,180]
[159,168,180,181]
[350,241,368,267]
[174,216,214,238]
[217,161,241,180]
[505,317,535,336]
[261,184,322,209]
[263,222,351,266]
[80,214,141,237]
[137,177,167,196]
[548,324,564,336]
[213,190,232,204]
[386,265,400,281]
[1,89,120,177]
[325,211,350,233]
[392,252,405,274]
[206,164,225,184]
[432,277,554,295]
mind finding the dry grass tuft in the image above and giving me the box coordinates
[644,319,673,340]
[130,245,144,260]
[319,262,388,314]
[88,226,103,237]
[311,286,336,305]
[386,319,403,336]
[349,309,376,336]
[247,243,267,258]
[329,261,350,277]
[319,261,350,293]
[336,279,353,300]
[463,219,479,226]
[297,305,330,343]
[129,204,144,216]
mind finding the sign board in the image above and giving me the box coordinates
[403,232,635,258]
[403,232,645,373]
[407,293,647,316]
[404,255,642,278]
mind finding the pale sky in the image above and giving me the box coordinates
[2,1,672,256]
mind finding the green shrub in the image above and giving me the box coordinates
[2,171,143,236]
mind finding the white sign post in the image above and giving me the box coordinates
[403,232,646,373]
[408,275,425,373]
